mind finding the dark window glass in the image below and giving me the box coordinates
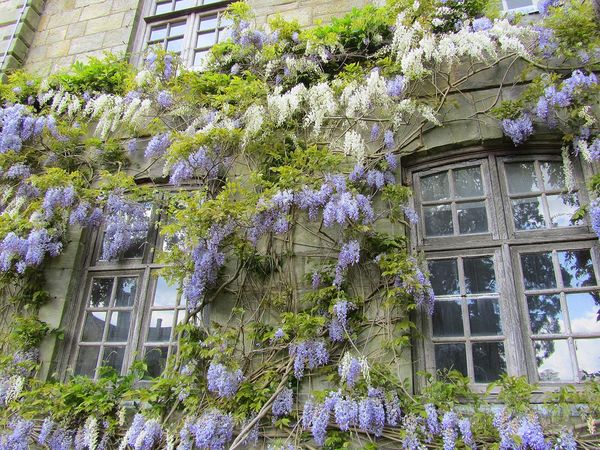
[102,347,125,373]
[147,311,174,342]
[540,161,566,191]
[464,256,496,294]
[468,298,502,336]
[472,342,506,382]
[115,277,137,306]
[75,346,100,377]
[506,162,539,194]
[457,201,488,234]
[558,250,596,288]
[434,343,467,377]
[432,301,463,337]
[521,252,556,290]
[527,294,564,334]
[512,197,545,230]
[107,311,131,342]
[145,346,169,378]
[81,312,106,342]
[90,278,113,307]
[454,166,483,198]
[423,205,453,236]
[428,259,459,296]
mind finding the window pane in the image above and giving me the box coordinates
[169,21,187,37]
[122,239,145,259]
[102,347,125,373]
[174,0,193,10]
[457,201,488,234]
[115,277,137,306]
[547,194,579,227]
[575,338,600,380]
[468,298,502,336]
[90,278,112,308]
[155,2,171,14]
[505,0,534,8]
[428,259,459,295]
[534,339,574,382]
[432,300,463,337]
[527,294,564,334]
[454,166,483,198]
[434,343,467,377]
[75,346,99,377]
[194,50,209,67]
[558,249,597,288]
[107,311,131,342]
[196,31,216,48]
[566,293,600,332]
[512,197,545,230]
[506,162,539,194]
[421,172,449,201]
[166,38,183,53]
[423,204,453,236]
[149,25,167,42]
[81,312,106,342]
[521,252,556,290]
[218,27,232,43]
[154,277,178,306]
[464,256,496,294]
[198,14,218,31]
[145,346,169,378]
[540,161,566,191]
[472,342,506,382]
[147,310,174,342]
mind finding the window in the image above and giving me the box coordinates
[65,201,192,379]
[410,149,599,385]
[134,0,232,69]
[501,0,538,13]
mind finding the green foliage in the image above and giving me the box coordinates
[9,316,50,349]
[419,370,480,409]
[494,375,536,414]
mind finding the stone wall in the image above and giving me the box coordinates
[22,0,139,76]
[0,0,43,77]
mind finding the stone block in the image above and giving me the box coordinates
[85,12,123,34]
[121,9,135,28]
[45,24,67,43]
[25,42,47,62]
[69,31,104,54]
[267,7,313,27]
[65,20,85,38]
[102,28,127,46]
[75,0,106,8]
[111,0,137,13]
[46,39,71,58]
[46,9,81,30]
[80,2,110,21]
[44,0,76,15]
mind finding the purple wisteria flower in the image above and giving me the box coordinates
[383,130,394,150]
[183,409,234,450]
[358,393,385,436]
[69,202,104,228]
[156,90,173,108]
[334,397,358,431]
[0,228,62,273]
[370,124,380,141]
[402,206,419,224]
[501,115,533,145]
[101,193,149,261]
[385,394,402,426]
[441,411,458,450]
[42,186,76,219]
[4,164,31,180]
[144,133,171,158]
[334,240,360,287]
[425,403,440,435]
[590,199,600,238]
[289,339,329,379]
[207,361,243,398]
[387,75,405,97]
[472,17,493,32]
[163,54,173,79]
[538,0,559,16]
[458,417,476,448]
[272,387,293,418]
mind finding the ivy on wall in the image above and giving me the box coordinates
[0,0,598,448]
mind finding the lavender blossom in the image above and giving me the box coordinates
[383,130,394,150]
[272,387,293,418]
[144,133,171,158]
[425,404,440,435]
[358,396,385,436]
[386,75,405,97]
[334,240,360,287]
[156,91,173,108]
[101,194,149,260]
[206,361,243,398]
[187,409,233,450]
[458,417,475,448]
[441,412,458,450]
[334,397,359,431]
[370,124,380,141]
[471,17,493,32]
[501,115,533,145]
[289,340,329,379]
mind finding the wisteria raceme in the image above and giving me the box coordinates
[42,186,76,219]
[38,418,55,445]
[328,317,344,342]
[289,339,329,379]
[518,416,549,450]
[334,397,358,431]
[458,417,475,448]
[387,75,405,97]
[441,412,458,450]
[538,0,559,15]
[501,115,534,145]
[425,404,440,435]
[384,130,395,150]
[156,90,173,108]
[334,240,360,287]
[0,228,62,273]
[69,202,104,228]
[272,327,285,341]
[4,164,31,180]
[206,361,243,398]
[472,17,493,32]
[358,395,385,436]
[402,414,425,450]
[102,194,149,261]
[186,409,233,450]
[311,271,321,289]
[144,133,171,158]
[272,387,293,418]
[0,418,33,450]
[402,206,419,224]
[384,394,402,426]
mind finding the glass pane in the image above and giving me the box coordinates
[534,339,574,382]
[218,27,232,43]
[512,197,545,230]
[468,298,502,336]
[575,338,600,380]
[540,161,566,191]
[90,278,112,308]
[199,14,218,31]
[521,252,556,290]
[566,293,600,332]
[147,310,174,342]
[122,239,145,259]
[454,166,483,198]
[107,311,131,342]
[196,31,216,48]
[421,172,449,202]
[457,201,488,234]
[75,346,99,377]
[193,50,209,67]
[174,0,193,10]
[547,194,579,227]
[102,347,125,373]
[506,0,534,8]
[145,346,169,378]
[434,343,467,377]
[464,256,496,294]
[81,312,106,342]
[472,342,506,382]
[155,2,172,14]
[169,21,187,37]
[527,294,564,334]
[149,25,167,42]
[154,277,178,306]
[423,204,453,236]
[432,300,463,337]
[506,162,539,194]
[166,38,183,53]
[428,259,459,296]
[558,249,597,288]
[115,277,137,306]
